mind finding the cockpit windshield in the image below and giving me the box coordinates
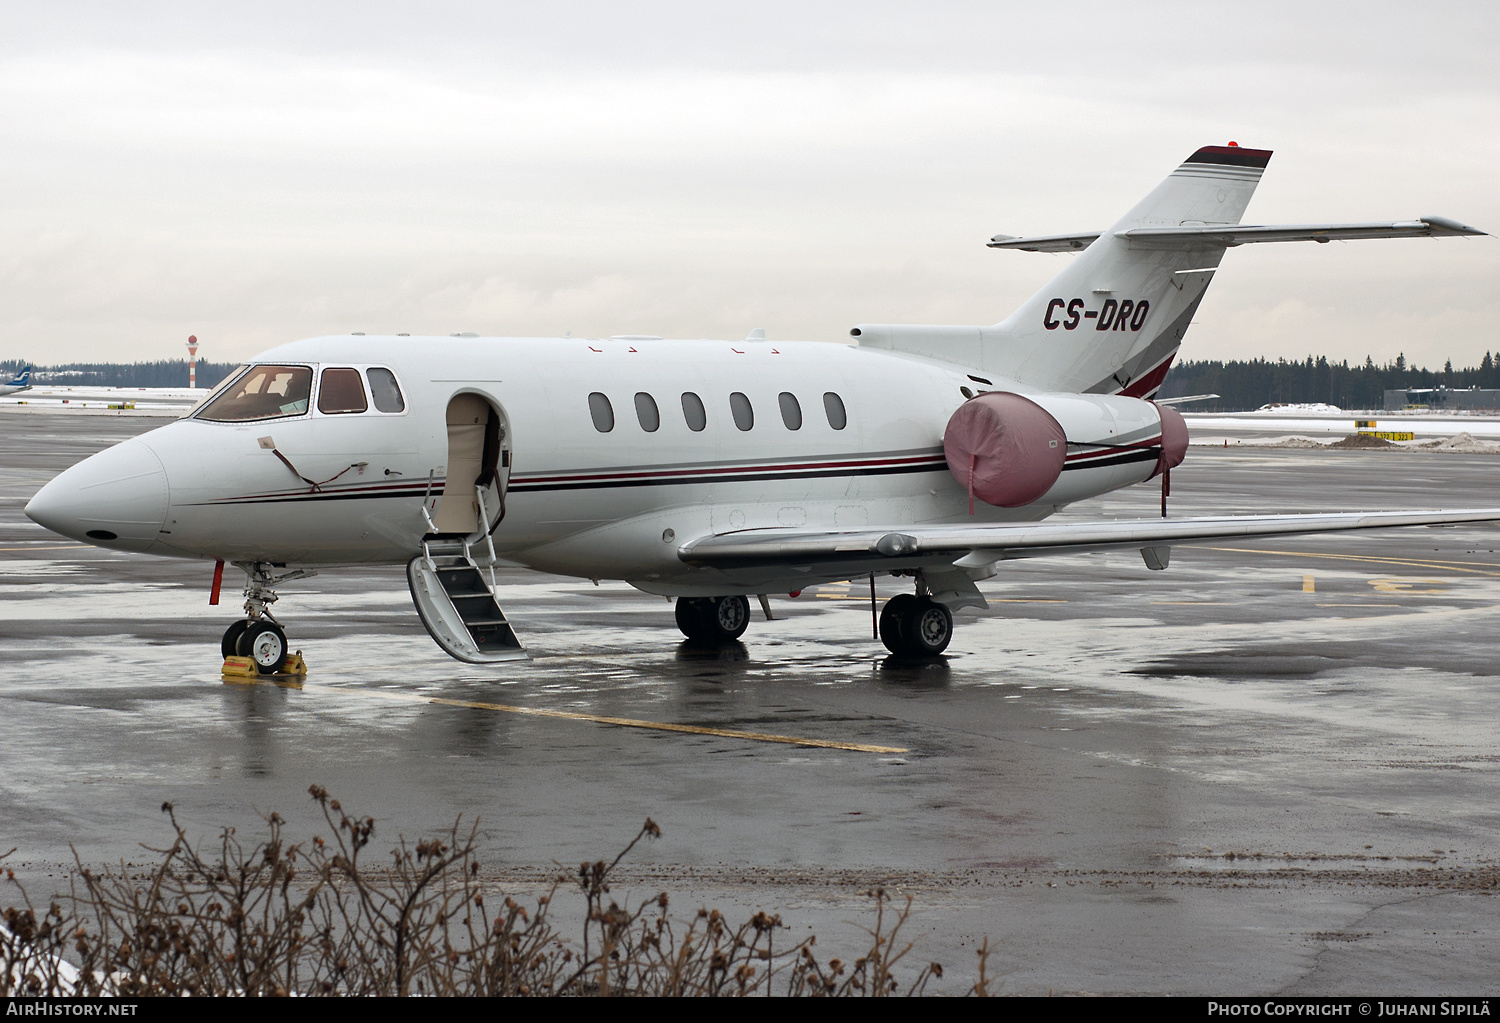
[195,364,313,422]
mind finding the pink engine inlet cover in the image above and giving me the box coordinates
[1150,403,1189,478]
[943,392,1067,509]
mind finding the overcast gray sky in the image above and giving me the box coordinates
[1,1,1495,368]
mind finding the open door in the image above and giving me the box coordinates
[431,394,509,536]
[411,391,526,663]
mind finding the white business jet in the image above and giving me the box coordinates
[23,144,1495,673]
[0,367,32,396]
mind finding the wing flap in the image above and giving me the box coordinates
[678,509,1500,570]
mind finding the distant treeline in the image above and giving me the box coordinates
[1157,354,1500,412]
[6,354,1500,412]
[0,359,239,389]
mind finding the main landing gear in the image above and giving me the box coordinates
[221,562,314,675]
[673,589,953,658]
[878,594,954,658]
[675,595,751,644]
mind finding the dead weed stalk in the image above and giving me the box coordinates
[2,787,988,996]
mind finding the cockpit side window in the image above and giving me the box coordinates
[318,368,369,414]
[366,367,406,413]
[195,365,313,422]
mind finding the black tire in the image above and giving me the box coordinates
[221,620,250,660]
[675,598,708,640]
[237,621,288,675]
[677,596,750,643]
[900,598,953,657]
[879,594,917,655]
[706,595,751,641]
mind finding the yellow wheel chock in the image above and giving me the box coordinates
[221,650,309,678]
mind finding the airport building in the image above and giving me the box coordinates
[1384,385,1500,411]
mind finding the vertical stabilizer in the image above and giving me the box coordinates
[992,145,1270,395]
[853,146,1271,396]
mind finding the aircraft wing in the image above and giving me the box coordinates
[989,217,1485,253]
[678,509,1500,572]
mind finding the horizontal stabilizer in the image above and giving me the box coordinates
[990,217,1486,253]
[1154,393,1220,406]
[987,232,1101,252]
[679,508,1500,572]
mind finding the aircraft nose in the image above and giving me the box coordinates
[25,438,169,552]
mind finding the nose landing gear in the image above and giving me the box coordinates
[220,562,315,676]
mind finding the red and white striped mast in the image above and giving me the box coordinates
[186,335,199,389]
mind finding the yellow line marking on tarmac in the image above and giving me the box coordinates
[990,598,1069,603]
[1316,603,1402,608]
[1303,574,1315,593]
[302,683,909,754]
[1200,547,1500,576]
[1151,601,1232,605]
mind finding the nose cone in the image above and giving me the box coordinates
[25,439,169,552]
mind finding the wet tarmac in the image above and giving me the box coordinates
[2,409,1498,995]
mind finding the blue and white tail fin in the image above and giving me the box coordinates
[0,366,33,395]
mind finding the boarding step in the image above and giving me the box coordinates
[407,550,527,664]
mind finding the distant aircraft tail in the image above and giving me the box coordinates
[7,367,31,387]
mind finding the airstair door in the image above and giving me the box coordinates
[431,394,509,537]
[412,393,525,663]
[407,542,527,663]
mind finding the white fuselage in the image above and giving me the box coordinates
[27,334,1168,596]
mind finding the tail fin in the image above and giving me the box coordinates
[991,145,1270,395]
[854,145,1270,396]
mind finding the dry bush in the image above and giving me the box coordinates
[2,788,990,996]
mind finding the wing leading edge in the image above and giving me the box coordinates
[678,509,1500,572]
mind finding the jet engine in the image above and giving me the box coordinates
[943,391,1188,509]
[1151,403,1189,478]
[942,392,1068,508]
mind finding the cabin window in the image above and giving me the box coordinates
[729,392,754,431]
[778,392,802,430]
[195,364,312,422]
[318,368,369,414]
[366,367,406,412]
[681,392,706,432]
[635,392,660,432]
[588,392,615,432]
[823,391,847,430]
[960,386,974,400]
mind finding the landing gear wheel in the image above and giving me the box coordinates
[221,620,250,660]
[708,595,750,641]
[675,597,707,639]
[900,597,953,657]
[675,596,751,643]
[878,594,917,654]
[237,621,288,675]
